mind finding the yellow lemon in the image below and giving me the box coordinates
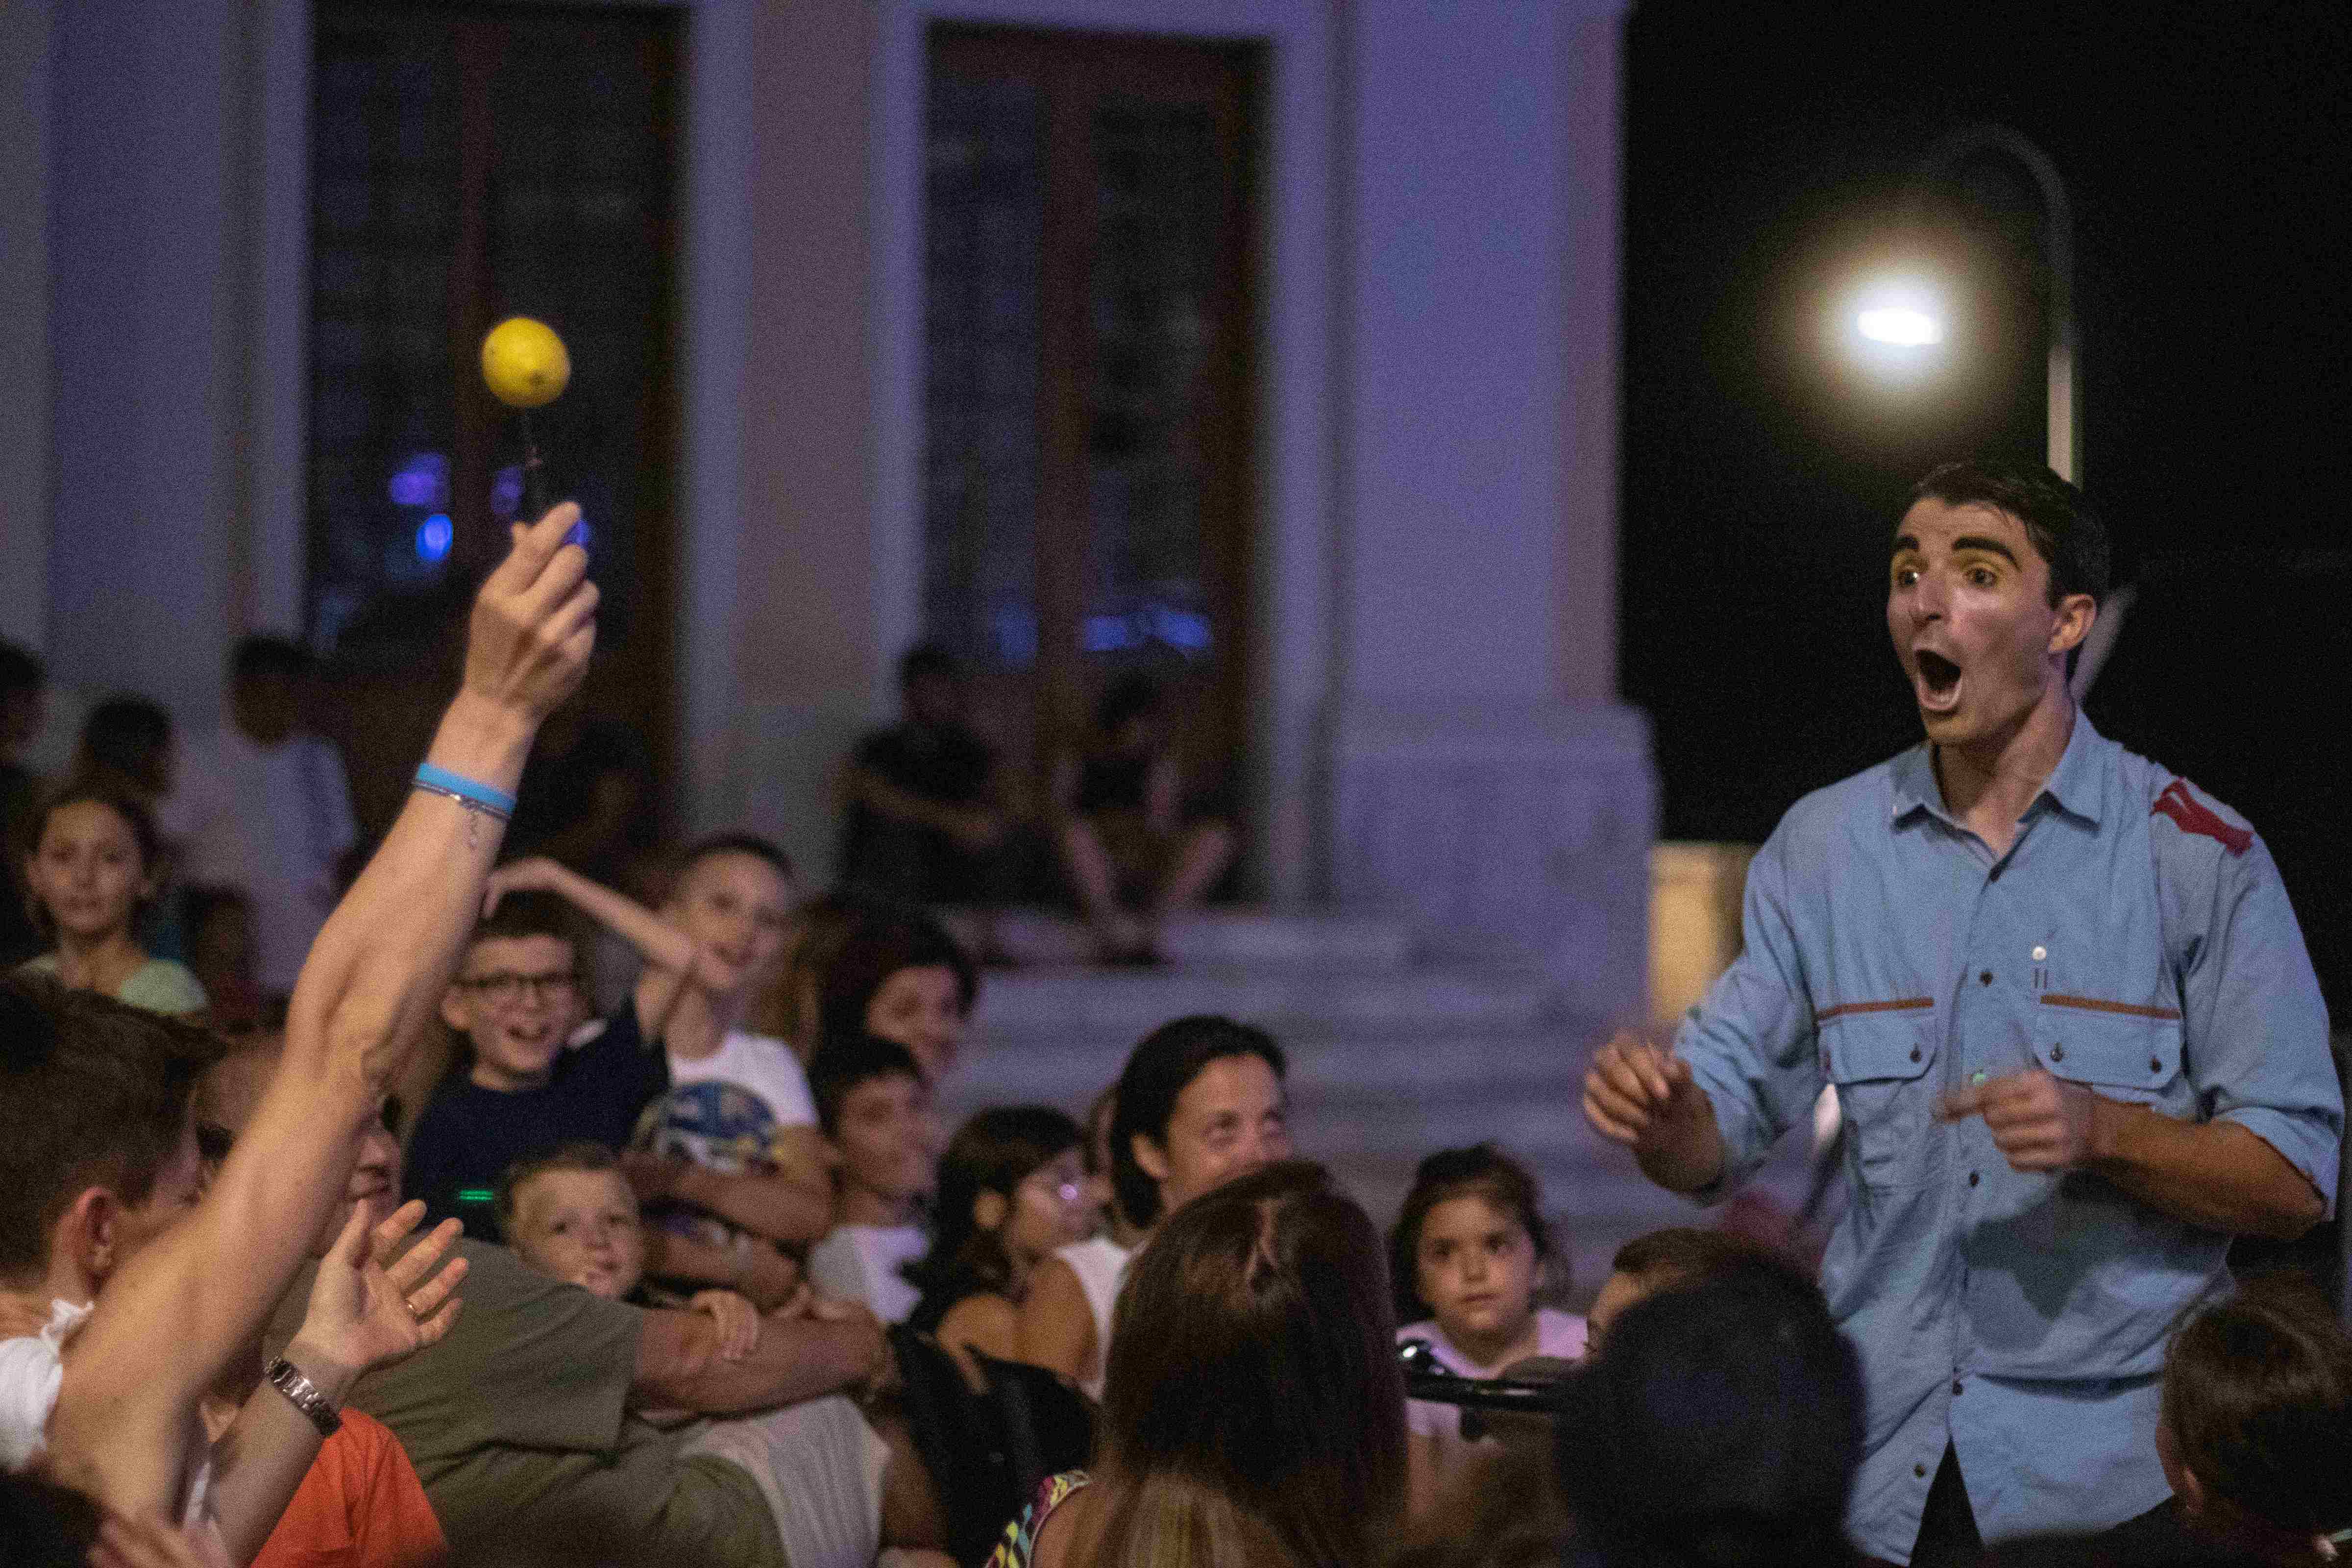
[481,316,571,409]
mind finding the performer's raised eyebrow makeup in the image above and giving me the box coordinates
[1949,536,2020,564]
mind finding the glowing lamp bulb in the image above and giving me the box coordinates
[1857,306,1944,347]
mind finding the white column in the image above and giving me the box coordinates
[1329,0,1652,1022]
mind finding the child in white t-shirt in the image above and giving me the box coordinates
[1390,1143,1587,1522]
[803,1036,936,1324]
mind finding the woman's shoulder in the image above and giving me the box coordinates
[121,959,208,1016]
[941,1289,1023,1347]
[986,1470,1091,1568]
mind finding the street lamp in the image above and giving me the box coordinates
[1848,123,2080,484]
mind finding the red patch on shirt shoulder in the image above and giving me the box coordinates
[2153,779,2252,856]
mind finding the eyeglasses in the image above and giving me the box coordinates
[1024,1172,1088,1207]
[456,969,579,1005]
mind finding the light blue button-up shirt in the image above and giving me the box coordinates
[1676,717,2340,1564]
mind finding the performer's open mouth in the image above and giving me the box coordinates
[1913,649,1963,713]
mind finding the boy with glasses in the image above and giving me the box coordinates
[402,889,672,1237]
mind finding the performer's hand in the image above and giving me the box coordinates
[1938,1068,2100,1173]
[1583,1033,1725,1195]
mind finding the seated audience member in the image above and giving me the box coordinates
[18,786,206,1016]
[0,502,593,1542]
[1019,1016,1291,1400]
[223,1054,945,1568]
[805,1036,936,1324]
[1554,1260,1862,1568]
[401,889,675,1239]
[0,982,466,1565]
[1581,1226,1788,1356]
[181,885,264,1036]
[0,640,48,968]
[990,1161,1405,1568]
[816,902,980,1081]
[74,696,186,962]
[2113,1282,2352,1567]
[838,644,1014,921]
[1390,1144,1586,1520]
[195,1043,451,1568]
[906,1108,1093,1386]
[498,1143,776,1379]
[1050,673,1234,965]
[160,636,359,1004]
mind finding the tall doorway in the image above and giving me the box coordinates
[923,25,1262,869]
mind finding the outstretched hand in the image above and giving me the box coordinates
[464,502,599,723]
[1581,1032,1725,1193]
[293,1200,467,1383]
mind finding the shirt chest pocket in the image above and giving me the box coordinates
[1821,1007,1938,1188]
[2034,996,2183,1106]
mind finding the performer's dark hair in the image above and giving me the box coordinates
[1907,461,2109,605]
[2161,1278,2352,1538]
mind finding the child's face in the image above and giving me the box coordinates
[508,1168,645,1299]
[865,964,967,1078]
[666,852,794,1006]
[27,800,151,942]
[441,933,586,1090]
[1415,1195,1540,1346]
[836,1073,937,1203]
[1000,1147,1096,1268]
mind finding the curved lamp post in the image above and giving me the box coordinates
[1854,122,2081,485]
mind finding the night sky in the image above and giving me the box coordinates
[1622,1,2352,1007]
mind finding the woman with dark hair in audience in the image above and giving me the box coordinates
[1553,1257,1862,1568]
[906,1106,1094,1387]
[991,1160,1406,1568]
[1018,1015,1291,1400]
[17,785,205,1017]
[815,902,980,1080]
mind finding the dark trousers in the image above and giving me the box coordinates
[1910,1445,1985,1568]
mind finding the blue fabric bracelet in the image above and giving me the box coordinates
[413,763,516,818]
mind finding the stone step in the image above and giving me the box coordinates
[972,906,1421,970]
[968,962,1555,1041]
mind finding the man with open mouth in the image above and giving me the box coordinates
[1581,459,2340,1567]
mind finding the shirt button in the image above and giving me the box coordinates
[1979,970,1994,985]
[1910,1045,1923,1063]
[1954,1379,1964,1396]
[2052,1042,2066,1062]
[2151,1056,2163,1073]
[1968,1171,1980,1187]
[1915,1463,1929,1479]
[2032,945,2048,961]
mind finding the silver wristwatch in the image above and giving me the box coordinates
[264,1355,343,1438]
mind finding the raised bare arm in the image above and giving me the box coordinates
[49,505,596,1519]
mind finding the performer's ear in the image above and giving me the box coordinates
[2154,1415,2205,1518]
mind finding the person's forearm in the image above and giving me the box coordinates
[645,1230,802,1311]
[207,1341,357,1565]
[285,692,533,1095]
[674,1164,834,1249]
[642,1314,878,1414]
[1634,1105,1728,1195]
[540,860,698,977]
[2086,1102,2325,1239]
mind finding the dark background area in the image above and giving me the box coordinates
[1622,1,2352,1013]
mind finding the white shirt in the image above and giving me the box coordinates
[666,1029,818,1128]
[0,1297,90,1472]
[806,1224,927,1324]
[1054,1235,1132,1402]
[161,727,357,994]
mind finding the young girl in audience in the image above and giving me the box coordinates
[1390,1144,1587,1521]
[804,1034,936,1324]
[816,905,979,1080]
[17,787,205,1017]
[1020,1016,1290,1401]
[497,1142,766,1367]
[906,1107,1094,1387]
[989,1161,1406,1568]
